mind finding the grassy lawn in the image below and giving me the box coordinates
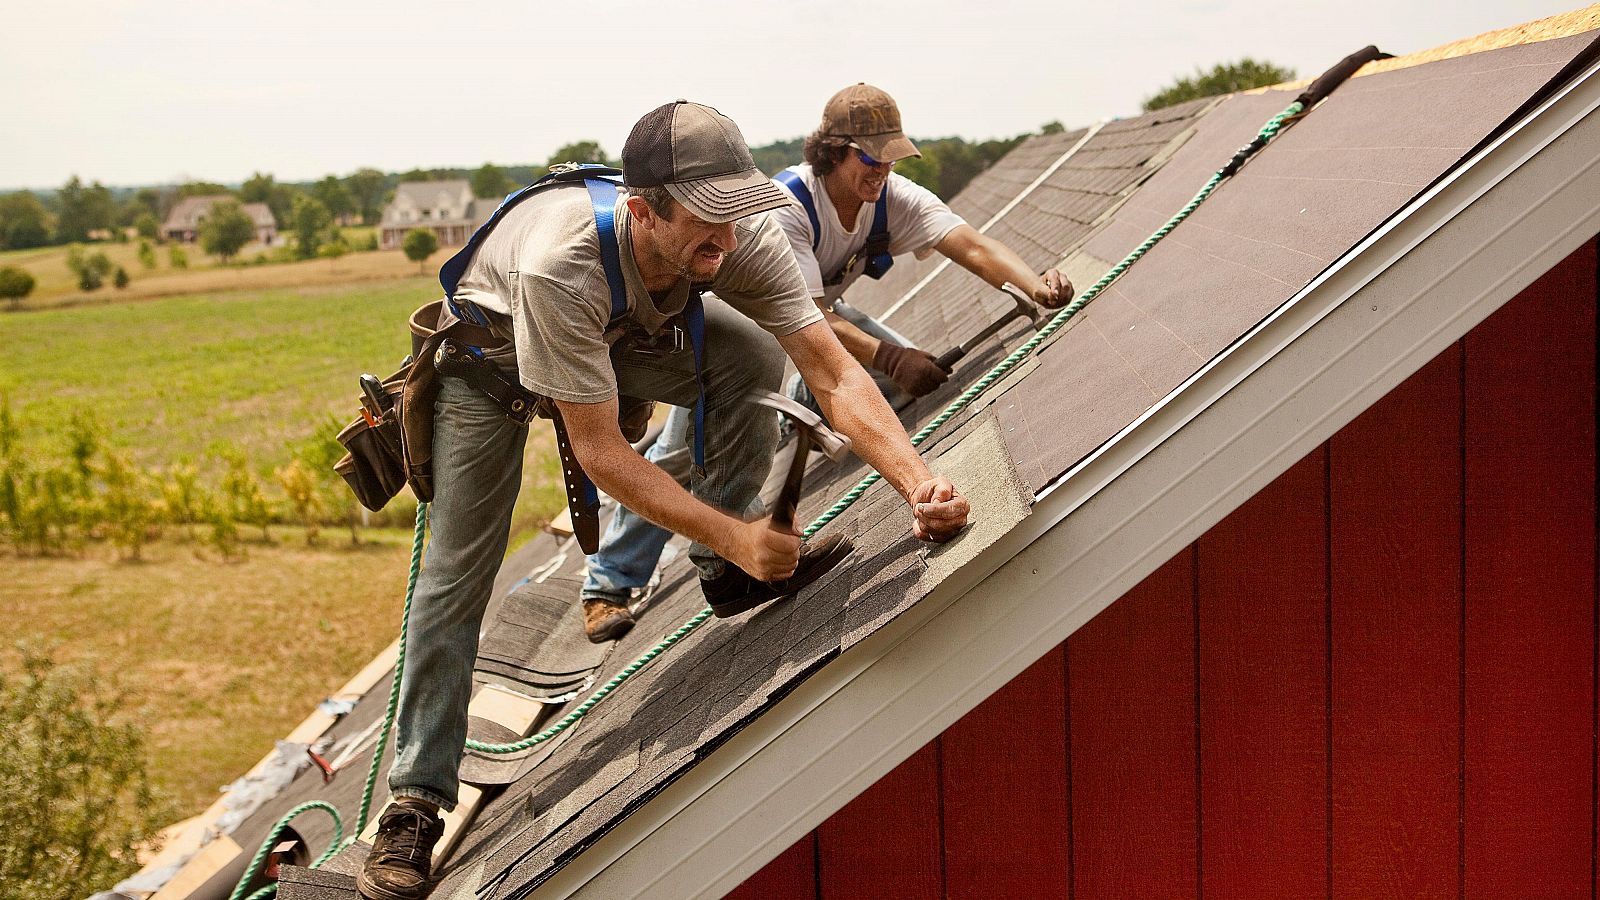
[1,275,570,818]
[0,529,415,816]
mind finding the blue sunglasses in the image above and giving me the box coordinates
[851,145,894,169]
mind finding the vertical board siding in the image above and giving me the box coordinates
[816,742,944,899]
[1197,450,1330,897]
[1067,549,1199,897]
[725,834,816,900]
[940,649,1071,898]
[731,241,1597,899]
[1463,243,1597,896]
[1329,347,1464,898]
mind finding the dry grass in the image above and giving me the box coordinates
[0,529,415,816]
[1,241,451,310]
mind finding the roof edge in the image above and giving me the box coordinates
[521,56,1600,899]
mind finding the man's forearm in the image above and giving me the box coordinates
[810,363,932,500]
[581,438,739,553]
[824,308,879,366]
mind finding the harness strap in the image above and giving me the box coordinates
[773,168,894,285]
[438,165,625,327]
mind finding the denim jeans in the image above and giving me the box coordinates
[581,300,917,603]
[389,295,786,810]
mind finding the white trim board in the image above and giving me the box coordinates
[522,55,1600,900]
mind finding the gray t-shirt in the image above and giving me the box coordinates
[451,182,821,403]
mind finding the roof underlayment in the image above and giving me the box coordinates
[135,11,1600,900]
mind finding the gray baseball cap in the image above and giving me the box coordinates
[622,100,795,224]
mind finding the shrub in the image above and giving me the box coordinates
[98,450,159,560]
[167,245,188,269]
[136,239,157,270]
[0,267,35,308]
[0,650,168,898]
[275,458,322,547]
[113,266,130,289]
[402,228,438,273]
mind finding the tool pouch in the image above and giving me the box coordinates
[333,375,407,512]
[332,299,505,509]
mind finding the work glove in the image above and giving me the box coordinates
[873,342,951,398]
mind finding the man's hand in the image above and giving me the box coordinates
[910,476,970,542]
[1033,268,1075,309]
[873,342,951,398]
[724,518,803,581]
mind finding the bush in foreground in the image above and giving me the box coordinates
[0,651,168,899]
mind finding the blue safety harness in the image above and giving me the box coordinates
[437,164,708,534]
[773,168,893,284]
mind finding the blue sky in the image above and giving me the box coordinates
[3,0,1582,190]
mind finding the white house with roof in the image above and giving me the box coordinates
[378,180,498,250]
[161,195,278,245]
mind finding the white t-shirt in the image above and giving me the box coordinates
[771,164,965,306]
[452,182,820,403]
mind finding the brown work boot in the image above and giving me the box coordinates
[357,798,444,900]
[583,597,636,643]
[701,534,854,618]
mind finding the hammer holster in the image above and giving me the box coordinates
[433,339,545,425]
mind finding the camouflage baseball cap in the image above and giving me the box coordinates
[821,83,920,163]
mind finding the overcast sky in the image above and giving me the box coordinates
[3,0,1581,191]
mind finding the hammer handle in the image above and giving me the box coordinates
[935,345,966,370]
[771,429,811,531]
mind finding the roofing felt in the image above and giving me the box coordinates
[265,24,1600,900]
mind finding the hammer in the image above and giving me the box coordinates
[935,282,1045,371]
[749,391,852,530]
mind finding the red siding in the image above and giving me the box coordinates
[1069,549,1198,896]
[816,742,943,899]
[1329,346,1464,898]
[734,239,1598,899]
[942,650,1070,898]
[1463,245,1597,895]
[1198,449,1330,897]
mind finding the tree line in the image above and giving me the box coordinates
[0,58,1295,257]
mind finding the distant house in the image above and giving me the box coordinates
[378,180,498,250]
[161,195,277,245]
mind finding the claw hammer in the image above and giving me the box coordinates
[935,282,1046,371]
[748,391,851,530]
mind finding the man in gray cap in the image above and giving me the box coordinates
[357,100,970,900]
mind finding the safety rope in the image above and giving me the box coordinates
[236,98,1305,895]
[227,801,342,900]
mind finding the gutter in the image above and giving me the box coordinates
[525,54,1600,900]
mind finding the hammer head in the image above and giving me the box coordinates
[999,281,1046,327]
[748,391,852,461]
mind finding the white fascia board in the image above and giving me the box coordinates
[526,58,1600,900]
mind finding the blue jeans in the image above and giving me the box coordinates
[581,300,916,603]
[389,296,786,810]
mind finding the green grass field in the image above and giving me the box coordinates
[1,276,569,818]
[9,278,438,468]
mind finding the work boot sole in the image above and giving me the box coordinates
[709,534,854,618]
[357,869,435,900]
